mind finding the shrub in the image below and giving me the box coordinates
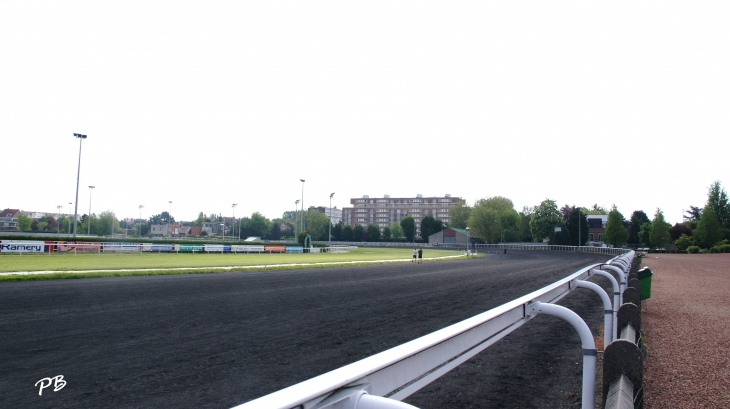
[687,246,700,254]
[674,234,694,251]
[718,244,730,253]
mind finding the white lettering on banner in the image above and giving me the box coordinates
[0,240,45,252]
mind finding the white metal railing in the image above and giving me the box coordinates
[322,241,631,255]
[233,251,635,409]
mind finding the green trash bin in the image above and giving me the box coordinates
[638,267,653,300]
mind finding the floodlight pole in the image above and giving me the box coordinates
[232,203,238,240]
[72,133,87,237]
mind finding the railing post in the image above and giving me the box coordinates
[573,280,614,348]
[589,269,620,343]
[527,302,596,409]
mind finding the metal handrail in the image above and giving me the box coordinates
[233,251,635,409]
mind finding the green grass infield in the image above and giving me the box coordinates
[0,248,468,282]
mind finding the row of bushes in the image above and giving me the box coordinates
[687,244,730,254]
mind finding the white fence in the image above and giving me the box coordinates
[234,251,634,409]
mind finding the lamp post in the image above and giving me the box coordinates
[167,201,172,239]
[68,202,72,237]
[72,133,87,237]
[294,200,300,238]
[87,186,95,235]
[138,205,144,237]
[465,226,471,256]
[329,192,335,247]
[300,179,305,234]
[56,205,62,234]
[232,203,238,240]
[577,208,582,250]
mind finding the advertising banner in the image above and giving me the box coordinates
[177,244,204,253]
[56,241,101,252]
[0,240,46,253]
[231,245,265,253]
[141,244,174,252]
[264,246,286,253]
[203,244,231,253]
[285,246,304,253]
[103,242,140,252]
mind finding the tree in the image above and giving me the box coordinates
[583,204,608,215]
[518,207,533,242]
[603,205,628,247]
[675,234,694,251]
[529,199,562,242]
[353,224,364,241]
[468,196,519,244]
[566,207,589,246]
[560,204,572,221]
[342,225,353,241]
[695,206,724,248]
[367,224,381,242]
[332,222,343,241]
[684,206,702,222]
[419,214,443,241]
[390,222,403,241]
[149,211,174,225]
[706,181,730,228]
[400,216,415,242]
[17,214,32,231]
[628,211,650,245]
[649,208,671,249]
[269,222,281,240]
[99,211,119,236]
[304,209,331,240]
[447,201,471,229]
[382,226,391,241]
[282,210,298,223]
[31,219,39,231]
[668,223,692,242]
[551,223,571,245]
[246,212,272,239]
[639,223,652,247]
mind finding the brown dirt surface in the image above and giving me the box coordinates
[642,253,730,409]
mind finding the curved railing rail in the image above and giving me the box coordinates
[233,251,635,409]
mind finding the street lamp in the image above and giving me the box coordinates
[294,200,300,238]
[167,201,172,239]
[87,186,95,235]
[232,203,238,240]
[465,227,471,256]
[300,179,305,234]
[329,192,335,247]
[56,205,62,234]
[138,205,144,237]
[72,133,87,237]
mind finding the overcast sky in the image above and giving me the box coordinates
[1,1,728,225]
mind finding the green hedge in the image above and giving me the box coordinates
[687,246,700,254]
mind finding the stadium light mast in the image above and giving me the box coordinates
[232,203,238,240]
[72,133,87,237]
[68,202,72,237]
[57,205,62,234]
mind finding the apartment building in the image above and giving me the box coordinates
[342,194,461,236]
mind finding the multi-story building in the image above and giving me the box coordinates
[342,194,461,237]
[312,206,343,225]
[0,209,21,231]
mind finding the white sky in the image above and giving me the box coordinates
[1,1,728,225]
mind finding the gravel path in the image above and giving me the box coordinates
[641,253,730,409]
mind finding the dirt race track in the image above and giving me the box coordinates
[0,250,614,409]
